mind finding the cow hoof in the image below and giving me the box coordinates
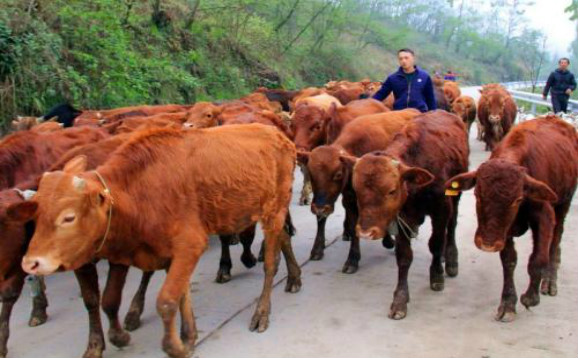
[82,347,104,358]
[430,270,445,291]
[123,310,142,332]
[540,279,558,296]
[341,233,352,242]
[342,262,358,274]
[299,197,311,206]
[109,329,131,348]
[215,270,232,284]
[309,250,324,261]
[0,346,6,358]
[381,236,395,249]
[495,306,516,322]
[521,292,540,309]
[162,340,192,358]
[445,263,459,278]
[388,304,408,320]
[285,276,302,293]
[241,253,257,268]
[249,310,270,333]
[28,312,48,327]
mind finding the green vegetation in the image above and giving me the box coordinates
[0,0,557,127]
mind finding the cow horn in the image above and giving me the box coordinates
[73,176,86,191]
[14,189,37,201]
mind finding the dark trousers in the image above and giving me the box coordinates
[551,93,569,113]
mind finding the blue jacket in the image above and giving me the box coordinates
[373,66,437,112]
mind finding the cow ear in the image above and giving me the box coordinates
[446,171,477,192]
[524,175,558,202]
[339,154,358,169]
[400,164,434,187]
[63,155,88,174]
[7,201,38,222]
[296,151,311,165]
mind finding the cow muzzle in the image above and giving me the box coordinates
[311,203,333,218]
[474,235,505,253]
[356,226,382,240]
[488,115,501,124]
[21,256,59,276]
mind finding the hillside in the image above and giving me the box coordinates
[0,0,551,126]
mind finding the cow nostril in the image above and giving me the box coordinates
[30,260,39,271]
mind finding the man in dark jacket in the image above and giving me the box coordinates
[373,48,437,112]
[543,57,577,113]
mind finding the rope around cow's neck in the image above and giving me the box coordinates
[93,170,114,253]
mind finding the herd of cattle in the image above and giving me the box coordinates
[1,78,576,358]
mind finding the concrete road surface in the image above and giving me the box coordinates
[4,88,578,358]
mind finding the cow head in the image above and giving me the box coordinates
[446,159,557,253]
[291,103,329,151]
[451,98,468,119]
[12,156,112,275]
[485,90,507,124]
[304,146,355,218]
[353,153,434,240]
[183,102,223,128]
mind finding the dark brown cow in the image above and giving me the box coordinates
[452,95,477,133]
[478,86,517,150]
[299,109,420,274]
[15,124,300,358]
[352,110,469,319]
[325,99,389,143]
[434,83,450,111]
[254,87,298,112]
[446,116,578,322]
[0,127,107,190]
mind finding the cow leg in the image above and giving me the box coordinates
[496,237,518,322]
[101,263,131,348]
[389,234,413,320]
[250,212,285,333]
[124,270,154,331]
[342,189,360,274]
[0,277,25,358]
[240,225,258,269]
[179,288,196,351]
[429,202,450,291]
[444,196,460,277]
[157,229,206,358]
[216,235,233,283]
[280,234,302,293]
[298,164,312,206]
[74,264,106,358]
[541,202,570,296]
[28,276,48,327]
[521,208,554,309]
[341,209,352,241]
[309,216,327,261]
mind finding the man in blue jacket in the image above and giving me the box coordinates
[373,48,437,112]
[542,57,577,113]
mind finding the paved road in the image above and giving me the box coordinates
[5,88,578,358]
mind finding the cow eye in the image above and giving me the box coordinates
[388,189,397,196]
[206,113,212,118]
[61,213,76,225]
[311,123,321,131]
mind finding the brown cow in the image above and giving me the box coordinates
[290,87,326,109]
[443,81,461,105]
[451,95,477,133]
[15,124,300,358]
[478,86,517,150]
[75,104,192,125]
[291,94,342,205]
[224,110,293,138]
[0,127,107,190]
[325,99,389,143]
[352,110,469,319]
[183,101,257,128]
[299,109,420,273]
[240,93,282,113]
[446,116,578,322]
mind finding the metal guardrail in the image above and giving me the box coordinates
[500,81,578,113]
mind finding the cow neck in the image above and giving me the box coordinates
[92,170,114,253]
